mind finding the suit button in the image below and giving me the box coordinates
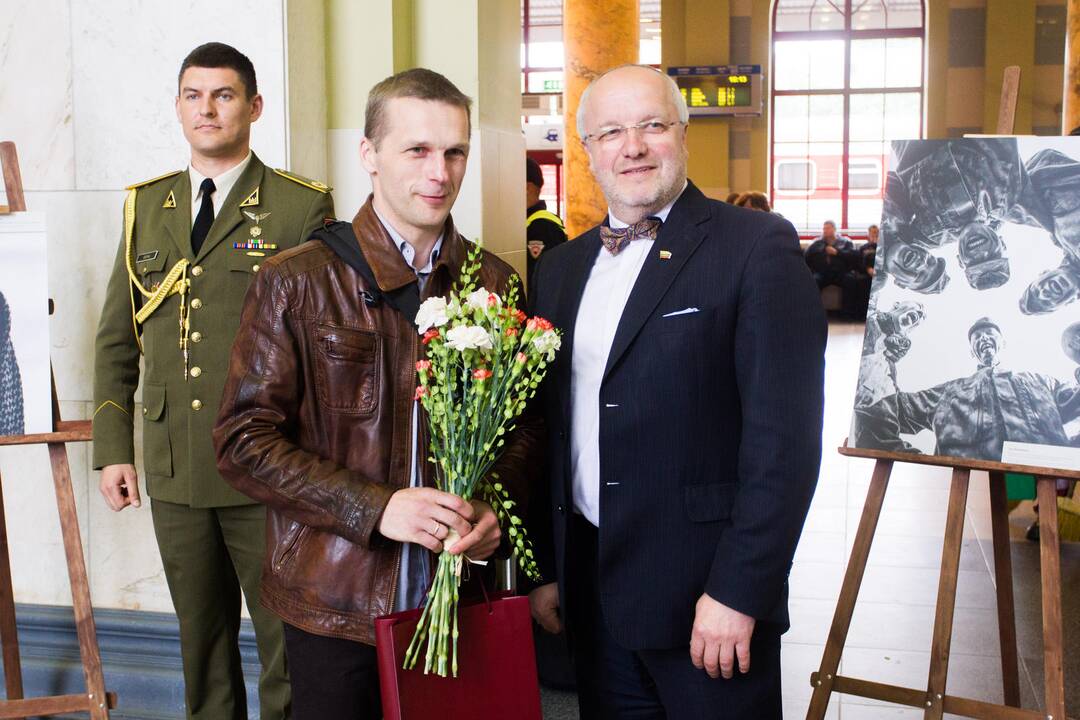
[252,264,260,273]
[191,399,203,411]
[190,366,202,378]
[191,331,202,343]
[191,265,203,276]
[556,504,565,514]
[190,298,203,310]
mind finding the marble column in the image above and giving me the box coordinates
[1065,0,1080,132]
[564,0,639,238]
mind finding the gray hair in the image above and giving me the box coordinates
[575,64,690,140]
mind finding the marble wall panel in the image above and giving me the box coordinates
[22,190,127,403]
[69,0,288,191]
[0,0,75,192]
[0,401,90,606]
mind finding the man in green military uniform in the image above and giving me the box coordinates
[92,42,333,719]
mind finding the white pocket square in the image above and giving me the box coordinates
[662,307,700,318]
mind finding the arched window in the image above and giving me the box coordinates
[770,0,925,234]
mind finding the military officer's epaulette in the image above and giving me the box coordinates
[273,168,332,193]
[125,170,183,191]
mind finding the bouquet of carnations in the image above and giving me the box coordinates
[403,242,560,677]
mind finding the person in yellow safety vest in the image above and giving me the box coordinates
[526,157,568,283]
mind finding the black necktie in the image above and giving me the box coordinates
[191,177,216,255]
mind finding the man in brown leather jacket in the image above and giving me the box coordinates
[213,68,541,720]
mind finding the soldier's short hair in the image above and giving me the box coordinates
[179,43,258,99]
[365,68,472,148]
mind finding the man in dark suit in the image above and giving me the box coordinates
[527,64,826,718]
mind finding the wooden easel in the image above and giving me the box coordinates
[807,66,1074,720]
[806,449,1075,720]
[0,141,115,718]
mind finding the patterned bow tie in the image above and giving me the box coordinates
[599,217,662,256]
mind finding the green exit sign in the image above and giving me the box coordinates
[543,79,562,92]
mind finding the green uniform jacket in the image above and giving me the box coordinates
[93,153,334,507]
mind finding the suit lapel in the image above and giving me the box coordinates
[194,154,265,262]
[552,231,602,424]
[161,171,193,260]
[602,184,711,382]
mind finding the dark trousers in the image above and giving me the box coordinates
[565,515,783,720]
[841,272,872,319]
[283,623,382,720]
[151,500,289,720]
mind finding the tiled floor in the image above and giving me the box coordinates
[540,320,1078,719]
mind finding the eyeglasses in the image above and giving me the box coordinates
[582,120,686,146]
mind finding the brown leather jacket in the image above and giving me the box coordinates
[213,199,542,644]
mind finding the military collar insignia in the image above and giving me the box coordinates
[239,187,260,208]
[162,190,176,209]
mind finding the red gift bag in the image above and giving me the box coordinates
[375,593,543,720]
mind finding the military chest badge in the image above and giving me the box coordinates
[235,210,278,251]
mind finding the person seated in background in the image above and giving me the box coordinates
[842,224,879,320]
[734,191,771,212]
[805,220,856,287]
[805,220,866,317]
[725,191,741,204]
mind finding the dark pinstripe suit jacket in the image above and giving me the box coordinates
[529,182,827,649]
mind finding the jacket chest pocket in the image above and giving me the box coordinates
[227,251,269,276]
[136,252,170,289]
[313,324,380,415]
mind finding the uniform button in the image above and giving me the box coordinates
[190,298,202,309]
[190,366,202,378]
[191,331,203,343]
[142,407,147,415]
[191,399,203,411]
[252,264,261,273]
[191,265,203,276]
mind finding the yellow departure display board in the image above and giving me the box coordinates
[668,65,763,117]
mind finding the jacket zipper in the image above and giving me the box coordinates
[274,525,308,574]
[384,328,418,612]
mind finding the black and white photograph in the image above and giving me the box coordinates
[0,213,52,436]
[851,137,1080,471]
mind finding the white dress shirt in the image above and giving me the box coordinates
[188,151,252,226]
[570,186,685,527]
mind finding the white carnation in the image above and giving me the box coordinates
[532,330,562,359]
[445,325,494,352]
[415,297,449,334]
[465,288,500,313]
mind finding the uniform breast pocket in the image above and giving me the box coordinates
[136,252,170,289]
[313,324,380,415]
[227,251,271,276]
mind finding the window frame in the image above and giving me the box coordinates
[769,0,926,233]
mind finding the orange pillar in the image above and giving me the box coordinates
[563,0,639,238]
[1064,0,1080,132]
